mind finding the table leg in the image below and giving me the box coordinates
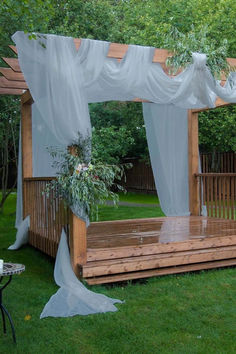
[0,306,6,333]
[0,304,16,343]
[0,275,16,344]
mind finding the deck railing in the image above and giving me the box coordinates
[200,152,235,173]
[196,173,236,220]
[23,177,70,257]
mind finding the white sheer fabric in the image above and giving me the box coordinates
[8,215,30,250]
[13,32,236,110]
[143,103,189,216]
[9,104,59,250]
[32,104,59,177]
[40,230,122,318]
[11,32,236,317]
[13,33,92,145]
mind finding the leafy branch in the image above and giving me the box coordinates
[45,133,132,221]
[163,25,235,78]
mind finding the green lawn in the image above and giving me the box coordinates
[92,204,164,222]
[118,192,159,204]
[0,194,236,353]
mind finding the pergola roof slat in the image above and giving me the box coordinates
[227,58,236,66]
[0,76,28,89]
[9,45,18,54]
[0,87,24,95]
[2,57,21,72]
[0,67,25,81]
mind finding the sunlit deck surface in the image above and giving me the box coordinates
[84,216,236,284]
[87,216,236,248]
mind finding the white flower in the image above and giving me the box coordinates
[75,163,83,174]
[75,163,89,174]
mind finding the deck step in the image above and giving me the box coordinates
[87,235,236,261]
[82,245,236,278]
[85,258,236,285]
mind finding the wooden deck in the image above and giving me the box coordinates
[82,216,236,284]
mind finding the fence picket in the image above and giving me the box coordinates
[196,173,236,221]
[24,177,69,257]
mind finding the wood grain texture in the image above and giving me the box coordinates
[197,173,236,220]
[85,258,236,284]
[9,44,17,54]
[0,76,28,89]
[69,213,87,277]
[87,234,236,261]
[21,99,32,179]
[25,178,69,258]
[0,87,23,95]
[83,245,236,277]
[21,90,33,104]
[82,216,236,282]
[0,67,25,81]
[2,57,21,72]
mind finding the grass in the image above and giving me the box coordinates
[205,203,236,220]
[92,204,164,222]
[118,192,159,205]
[0,195,236,353]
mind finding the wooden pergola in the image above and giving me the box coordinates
[1,39,236,284]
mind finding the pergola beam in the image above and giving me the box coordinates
[21,90,33,105]
[192,97,230,113]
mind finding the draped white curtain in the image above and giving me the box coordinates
[10,31,236,317]
[143,103,189,216]
[40,230,122,318]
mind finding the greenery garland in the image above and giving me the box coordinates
[163,25,235,78]
[44,134,131,220]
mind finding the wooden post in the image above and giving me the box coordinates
[68,144,87,277]
[21,90,33,218]
[69,212,87,277]
[188,109,200,215]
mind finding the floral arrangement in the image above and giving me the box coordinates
[44,134,131,221]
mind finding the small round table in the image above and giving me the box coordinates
[0,263,25,344]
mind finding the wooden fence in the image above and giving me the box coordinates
[122,159,156,193]
[200,152,236,173]
[123,152,235,193]
[196,173,236,220]
[24,177,70,257]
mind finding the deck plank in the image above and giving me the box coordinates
[83,216,236,283]
[87,216,236,248]
[83,245,236,277]
[87,235,236,261]
[85,258,236,285]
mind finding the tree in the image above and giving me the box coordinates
[199,106,236,153]
[90,102,149,161]
[0,97,20,213]
[92,126,134,164]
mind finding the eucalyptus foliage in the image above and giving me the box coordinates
[163,25,233,78]
[44,134,131,219]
